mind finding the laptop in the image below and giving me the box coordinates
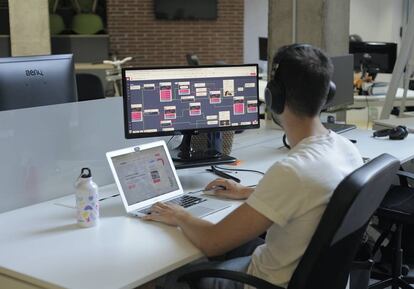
[106,140,231,218]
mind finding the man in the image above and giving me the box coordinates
[143,44,363,288]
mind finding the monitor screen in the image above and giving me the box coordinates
[326,54,355,108]
[349,41,397,73]
[0,54,77,111]
[154,0,217,20]
[122,65,260,139]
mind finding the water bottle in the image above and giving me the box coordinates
[75,168,99,228]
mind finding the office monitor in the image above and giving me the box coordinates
[325,54,355,109]
[122,64,259,163]
[154,0,217,20]
[0,54,77,111]
[349,41,397,73]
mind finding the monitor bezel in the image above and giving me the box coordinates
[122,64,260,139]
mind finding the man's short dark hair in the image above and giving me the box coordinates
[272,44,334,117]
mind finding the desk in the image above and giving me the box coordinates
[353,88,414,108]
[2,123,414,289]
[372,116,414,132]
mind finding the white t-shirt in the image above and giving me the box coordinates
[246,131,363,288]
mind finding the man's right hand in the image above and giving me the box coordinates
[204,178,254,200]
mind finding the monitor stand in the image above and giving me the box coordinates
[171,133,237,169]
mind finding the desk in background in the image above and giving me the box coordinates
[353,88,414,108]
[2,122,414,289]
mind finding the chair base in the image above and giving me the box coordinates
[369,277,414,289]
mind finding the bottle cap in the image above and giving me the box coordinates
[80,167,92,178]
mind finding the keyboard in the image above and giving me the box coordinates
[168,195,206,207]
[323,122,357,134]
[137,195,206,215]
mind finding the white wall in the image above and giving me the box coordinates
[350,0,403,46]
[243,0,404,73]
[244,0,268,74]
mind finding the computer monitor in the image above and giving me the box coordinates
[122,64,259,163]
[259,37,268,61]
[0,54,77,111]
[326,54,355,109]
[349,41,397,73]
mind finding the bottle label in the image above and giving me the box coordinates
[76,190,99,227]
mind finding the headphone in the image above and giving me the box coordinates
[373,125,409,140]
[265,44,336,115]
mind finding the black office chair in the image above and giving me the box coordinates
[369,170,414,289]
[186,54,200,66]
[76,73,105,101]
[178,154,400,289]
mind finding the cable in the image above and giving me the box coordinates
[282,134,291,149]
[213,165,265,176]
[167,135,175,147]
[99,194,119,202]
[365,93,370,129]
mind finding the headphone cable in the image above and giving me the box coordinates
[283,134,291,149]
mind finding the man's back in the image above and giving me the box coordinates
[246,131,363,287]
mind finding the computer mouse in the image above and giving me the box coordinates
[202,189,218,196]
[202,186,226,196]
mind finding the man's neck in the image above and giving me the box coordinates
[283,113,329,148]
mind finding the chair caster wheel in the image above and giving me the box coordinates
[402,265,410,276]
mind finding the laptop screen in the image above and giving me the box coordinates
[110,145,180,206]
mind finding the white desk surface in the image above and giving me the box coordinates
[353,88,414,107]
[373,117,414,131]
[2,122,414,289]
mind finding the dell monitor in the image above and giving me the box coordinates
[0,54,77,111]
[122,64,259,164]
[349,41,397,73]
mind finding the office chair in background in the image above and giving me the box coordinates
[369,169,414,289]
[186,54,200,66]
[76,73,105,101]
[178,154,400,289]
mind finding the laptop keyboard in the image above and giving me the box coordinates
[169,195,206,207]
[137,195,206,215]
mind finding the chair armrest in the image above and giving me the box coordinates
[396,170,414,180]
[177,269,284,289]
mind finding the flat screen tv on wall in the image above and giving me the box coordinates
[154,0,217,20]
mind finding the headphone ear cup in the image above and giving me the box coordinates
[389,125,409,140]
[265,80,285,114]
[326,81,336,105]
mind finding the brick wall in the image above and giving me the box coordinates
[106,0,244,66]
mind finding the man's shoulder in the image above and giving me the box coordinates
[265,159,303,182]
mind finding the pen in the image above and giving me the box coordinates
[207,166,241,183]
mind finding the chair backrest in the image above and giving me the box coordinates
[288,153,399,289]
[76,73,105,101]
[186,54,200,66]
